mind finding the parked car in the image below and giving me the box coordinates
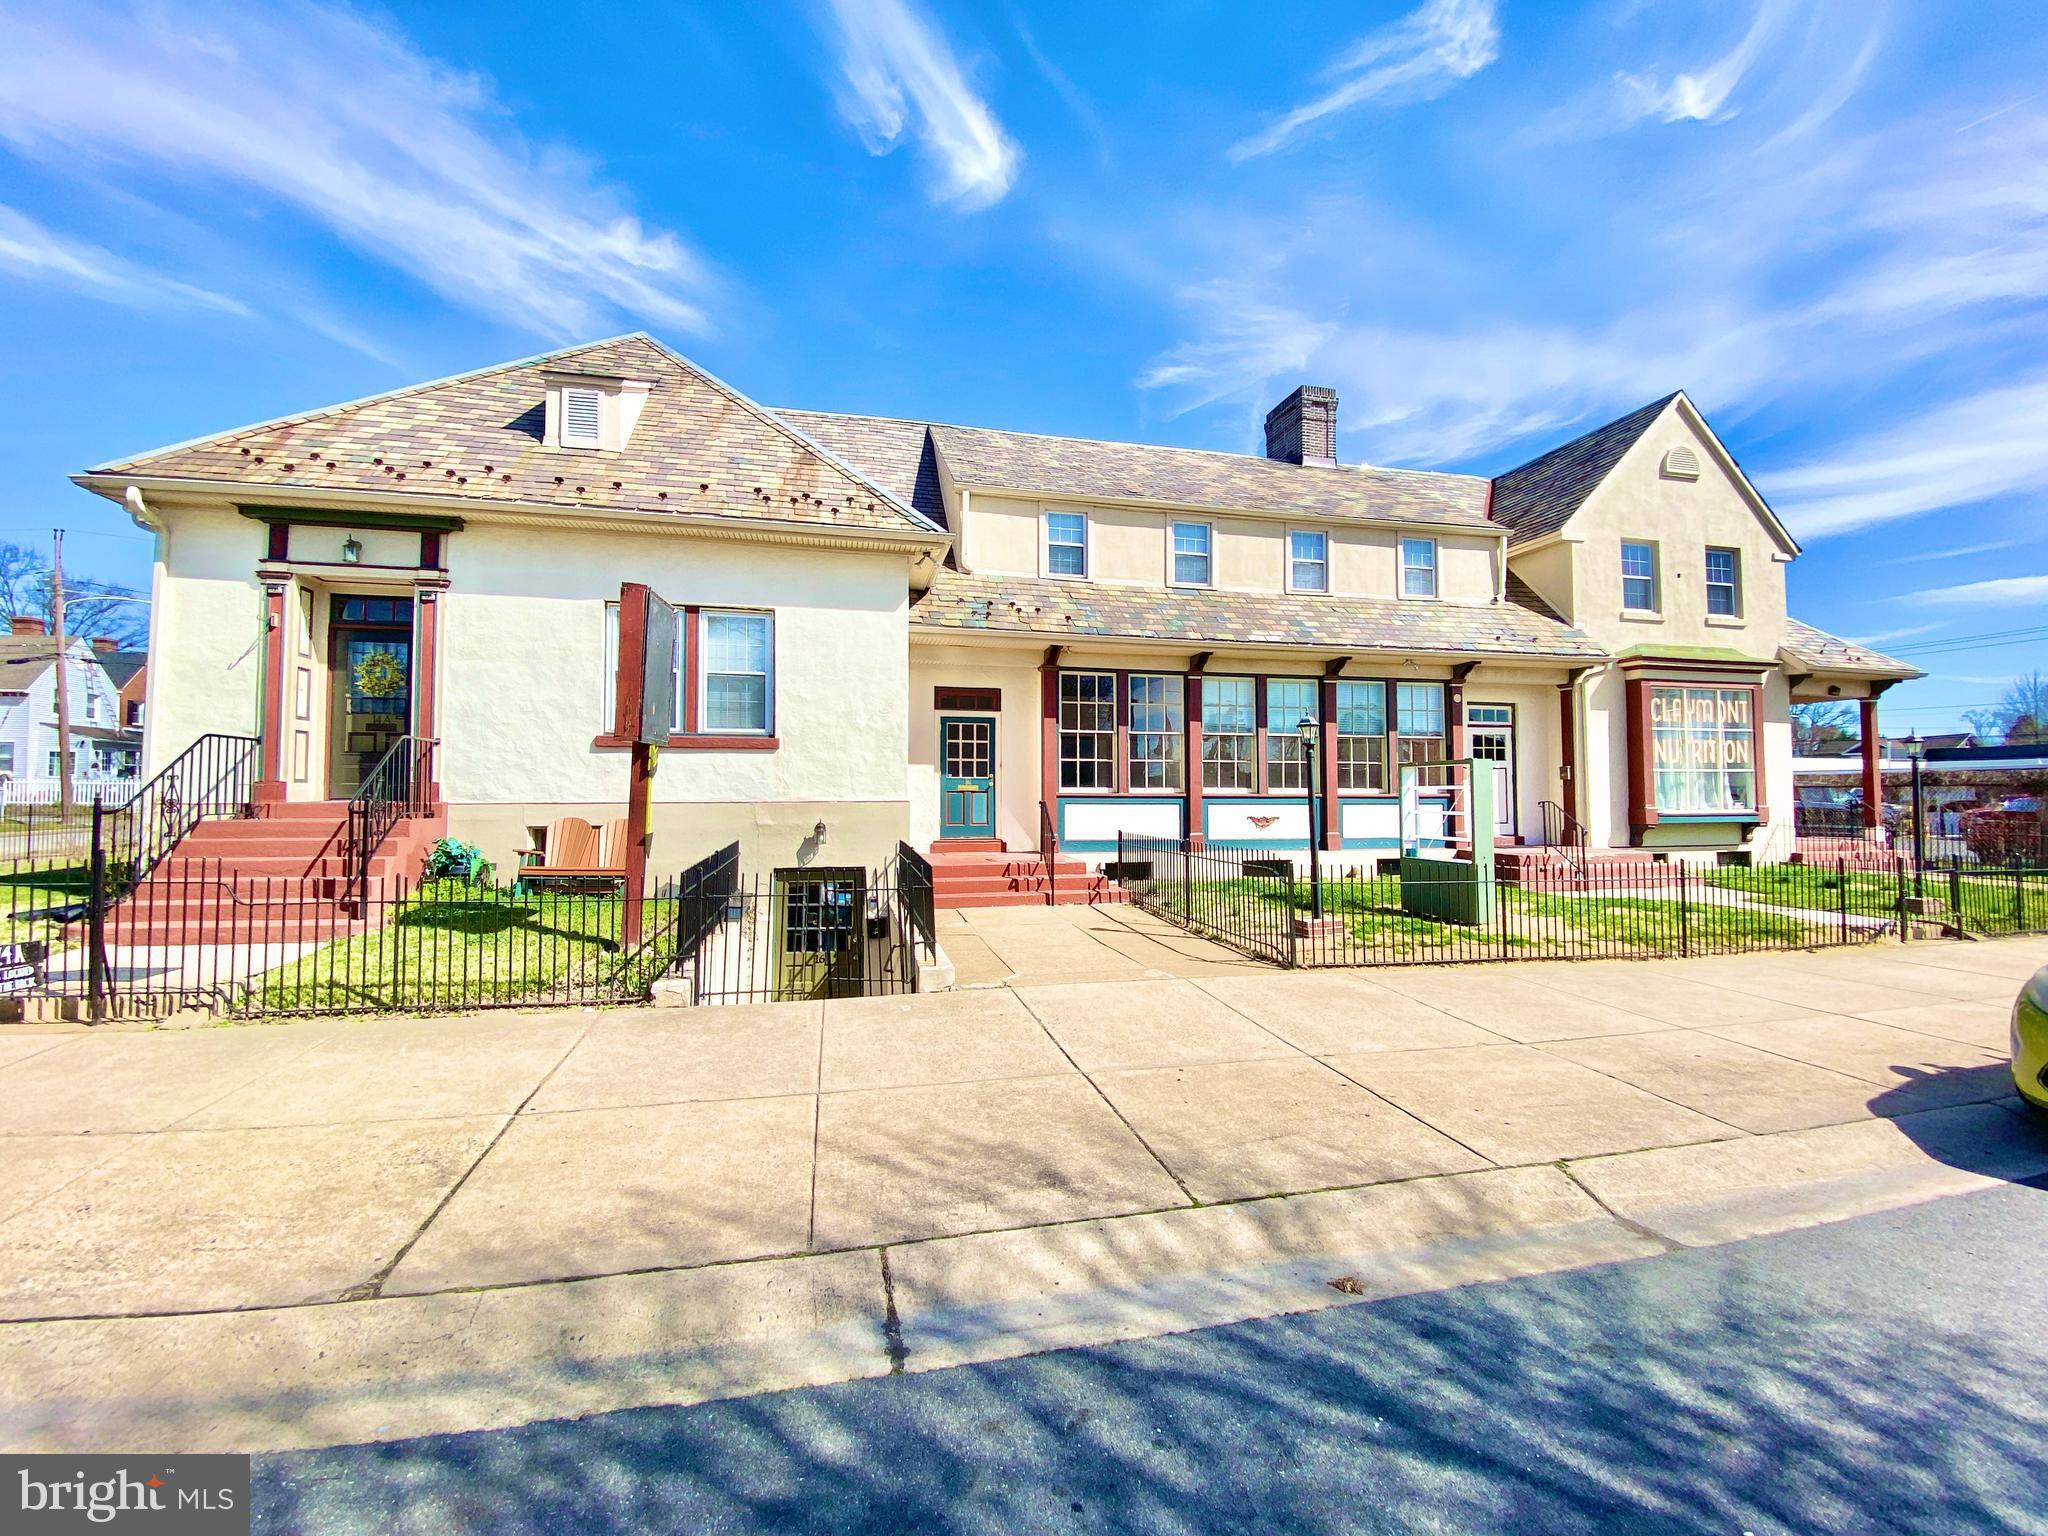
[1963,797,2043,863]
[2014,965,2048,1114]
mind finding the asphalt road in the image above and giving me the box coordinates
[255,1175,2048,1536]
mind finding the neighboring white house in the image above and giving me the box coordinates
[72,333,1919,879]
[0,621,130,783]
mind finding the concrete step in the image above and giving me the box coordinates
[936,885,1129,910]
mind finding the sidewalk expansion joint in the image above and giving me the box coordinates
[1556,1159,1686,1253]
[877,1247,908,1374]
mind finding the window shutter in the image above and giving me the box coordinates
[562,387,603,446]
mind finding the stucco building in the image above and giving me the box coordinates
[74,334,1918,899]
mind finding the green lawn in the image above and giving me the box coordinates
[1163,871,1843,962]
[254,880,680,1014]
[0,861,91,953]
[1702,862,2048,935]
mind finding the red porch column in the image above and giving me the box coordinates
[412,578,447,805]
[1858,695,1882,829]
[254,577,288,805]
[1039,648,1061,850]
[1557,678,1578,827]
[1184,666,1205,846]
[1319,673,1341,851]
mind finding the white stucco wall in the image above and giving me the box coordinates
[143,502,268,776]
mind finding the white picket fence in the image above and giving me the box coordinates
[0,777,141,811]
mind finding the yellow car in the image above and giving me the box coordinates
[2016,965,2048,1113]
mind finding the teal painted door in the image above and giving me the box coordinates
[939,715,996,840]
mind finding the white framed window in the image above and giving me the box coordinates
[1288,529,1328,593]
[602,602,683,734]
[1335,680,1387,792]
[1127,673,1185,791]
[1058,671,1116,790]
[0,743,13,776]
[1171,522,1213,587]
[1200,676,1255,791]
[702,610,774,734]
[1045,510,1088,578]
[1396,682,1447,784]
[1705,547,1741,617]
[1621,540,1659,613]
[562,386,603,448]
[1264,678,1317,790]
[1399,537,1438,599]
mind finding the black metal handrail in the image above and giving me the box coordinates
[896,840,935,949]
[1040,799,1058,907]
[344,736,438,907]
[1538,799,1589,882]
[608,840,740,999]
[101,733,261,883]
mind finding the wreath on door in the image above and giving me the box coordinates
[352,649,407,698]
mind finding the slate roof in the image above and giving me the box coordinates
[1488,394,1679,545]
[770,410,950,530]
[97,649,146,690]
[926,423,1493,529]
[87,335,939,538]
[910,570,1606,661]
[1779,619,1923,680]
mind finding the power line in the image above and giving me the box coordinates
[1887,625,2048,656]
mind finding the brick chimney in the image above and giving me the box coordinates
[91,636,117,653]
[1263,386,1338,467]
[10,616,45,637]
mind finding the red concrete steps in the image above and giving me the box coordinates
[928,848,1128,908]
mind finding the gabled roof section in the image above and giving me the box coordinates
[86,335,942,538]
[926,422,1493,530]
[1780,619,1924,681]
[911,570,1606,661]
[1488,394,1678,545]
[770,410,949,531]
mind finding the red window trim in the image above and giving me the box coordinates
[591,733,779,752]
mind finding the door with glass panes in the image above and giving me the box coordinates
[1465,703,1516,837]
[938,714,997,840]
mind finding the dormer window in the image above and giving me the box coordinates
[562,386,603,448]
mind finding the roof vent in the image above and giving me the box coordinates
[1660,446,1701,480]
[562,386,603,448]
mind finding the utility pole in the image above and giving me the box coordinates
[50,529,73,821]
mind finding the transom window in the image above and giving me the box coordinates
[703,611,773,733]
[335,596,412,624]
[1264,679,1318,790]
[1288,529,1328,593]
[1201,677,1255,791]
[1127,673,1185,791]
[1649,686,1756,814]
[1705,547,1741,617]
[1335,680,1387,792]
[1172,522,1213,587]
[1399,538,1437,599]
[1046,511,1087,578]
[1621,541,1659,612]
[1058,671,1116,789]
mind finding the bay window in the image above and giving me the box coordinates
[1058,671,1116,789]
[1127,673,1185,791]
[1335,681,1387,791]
[1201,677,1255,791]
[1649,686,1756,814]
[1264,678,1317,790]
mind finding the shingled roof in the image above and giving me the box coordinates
[926,422,1492,530]
[771,409,950,530]
[86,335,941,538]
[911,570,1605,661]
[1779,619,1923,680]
[1488,393,1679,545]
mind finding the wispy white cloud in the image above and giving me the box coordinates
[1614,0,1797,125]
[1849,623,1942,645]
[1229,0,1498,162]
[1769,376,2048,538]
[0,204,247,314]
[1885,540,2025,566]
[820,0,1021,210]
[0,2,712,340]
[1905,576,2048,607]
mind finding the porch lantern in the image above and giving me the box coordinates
[1297,714,1324,920]
[341,536,363,565]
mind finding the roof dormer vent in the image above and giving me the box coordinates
[1660,445,1701,480]
[562,386,602,447]
[544,369,654,452]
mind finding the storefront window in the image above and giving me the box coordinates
[1058,671,1116,790]
[1127,673,1184,791]
[1335,680,1387,792]
[1201,677,1255,791]
[1649,686,1756,813]
[1264,678,1317,790]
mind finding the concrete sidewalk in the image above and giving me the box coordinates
[1,927,2044,1453]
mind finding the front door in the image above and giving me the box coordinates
[773,868,866,1000]
[939,714,996,840]
[327,596,415,797]
[1466,703,1516,837]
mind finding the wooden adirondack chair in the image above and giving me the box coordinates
[518,815,630,888]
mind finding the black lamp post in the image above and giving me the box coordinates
[1297,714,1323,920]
[1905,730,1925,896]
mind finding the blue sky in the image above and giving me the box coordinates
[0,0,2042,731]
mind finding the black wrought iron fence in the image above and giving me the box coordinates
[344,735,437,907]
[1112,834,1980,966]
[681,863,924,1004]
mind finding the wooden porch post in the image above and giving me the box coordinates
[1039,646,1062,851]
[254,576,288,806]
[1319,665,1342,852]
[1858,695,1882,829]
[1185,655,1207,847]
[412,579,446,805]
